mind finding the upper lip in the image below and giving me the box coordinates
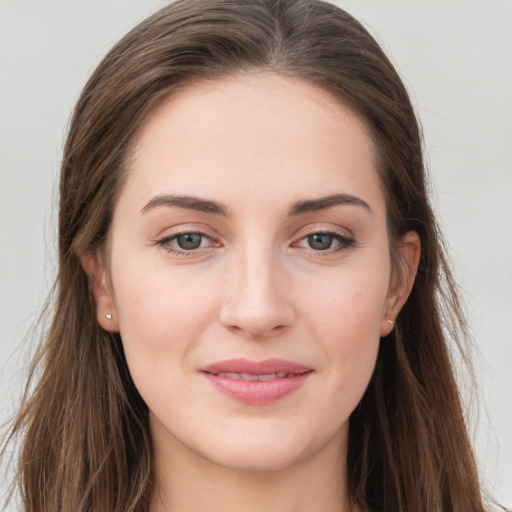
[201,358,313,375]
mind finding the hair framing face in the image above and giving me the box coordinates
[3,2,485,511]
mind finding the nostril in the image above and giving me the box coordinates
[218,285,296,338]
[266,324,289,337]
[224,322,289,339]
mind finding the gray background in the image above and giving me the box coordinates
[1,0,511,507]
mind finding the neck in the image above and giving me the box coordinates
[150,427,353,512]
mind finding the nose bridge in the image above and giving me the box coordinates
[220,237,294,337]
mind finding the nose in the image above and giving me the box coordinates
[219,245,296,339]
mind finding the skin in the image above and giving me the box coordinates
[82,73,420,512]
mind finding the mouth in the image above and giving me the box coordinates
[200,358,313,405]
[208,371,305,380]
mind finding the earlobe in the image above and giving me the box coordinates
[80,250,119,332]
[380,231,421,337]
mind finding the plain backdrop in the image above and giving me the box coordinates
[1,0,511,508]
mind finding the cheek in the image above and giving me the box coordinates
[110,257,218,379]
[301,262,389,338]
[300,266,389,392]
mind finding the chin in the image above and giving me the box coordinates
[207,446,308,473]
[196,425,341,473]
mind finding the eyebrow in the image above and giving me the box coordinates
[140,192,373,217]
[141,194,228,215]
[288,193,373,216]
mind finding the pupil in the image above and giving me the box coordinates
[177,233,202,250]
[308,233,333,250]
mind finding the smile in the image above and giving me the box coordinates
[212,372,295,380]
[201,358,313,405]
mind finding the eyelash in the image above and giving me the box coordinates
[155,232,216,256]
[294,230,355,255]
[155,230,355,256]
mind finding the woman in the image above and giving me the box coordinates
[1,0,497,510]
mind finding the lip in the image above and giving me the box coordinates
[201,358,313,405]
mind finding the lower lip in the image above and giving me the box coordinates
[202,372,312,405]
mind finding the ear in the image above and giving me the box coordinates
[80,250,119,332]
[380,231,421,337]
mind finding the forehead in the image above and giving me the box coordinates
[121,73,385,218]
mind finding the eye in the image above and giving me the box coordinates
[175,232,204,250]
[156,231,215,254]
[295,231,354,252]
[307,233,336,251]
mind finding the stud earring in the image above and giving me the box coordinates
[105,314,112,319]
[387,319,394,325]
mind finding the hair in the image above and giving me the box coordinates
[2,0,489,511]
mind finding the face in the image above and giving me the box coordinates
[86,74,418,474]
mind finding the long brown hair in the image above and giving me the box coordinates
[2,0,488,510]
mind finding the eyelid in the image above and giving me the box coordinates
[153,221,218,238]
[153,225,222,256]
[291,225,356,254]
[290,220,353,236]
[292,223,354,242]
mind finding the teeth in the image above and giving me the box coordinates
[240,372,259,381]
[258,373,277,381]
[215,372,290,381]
